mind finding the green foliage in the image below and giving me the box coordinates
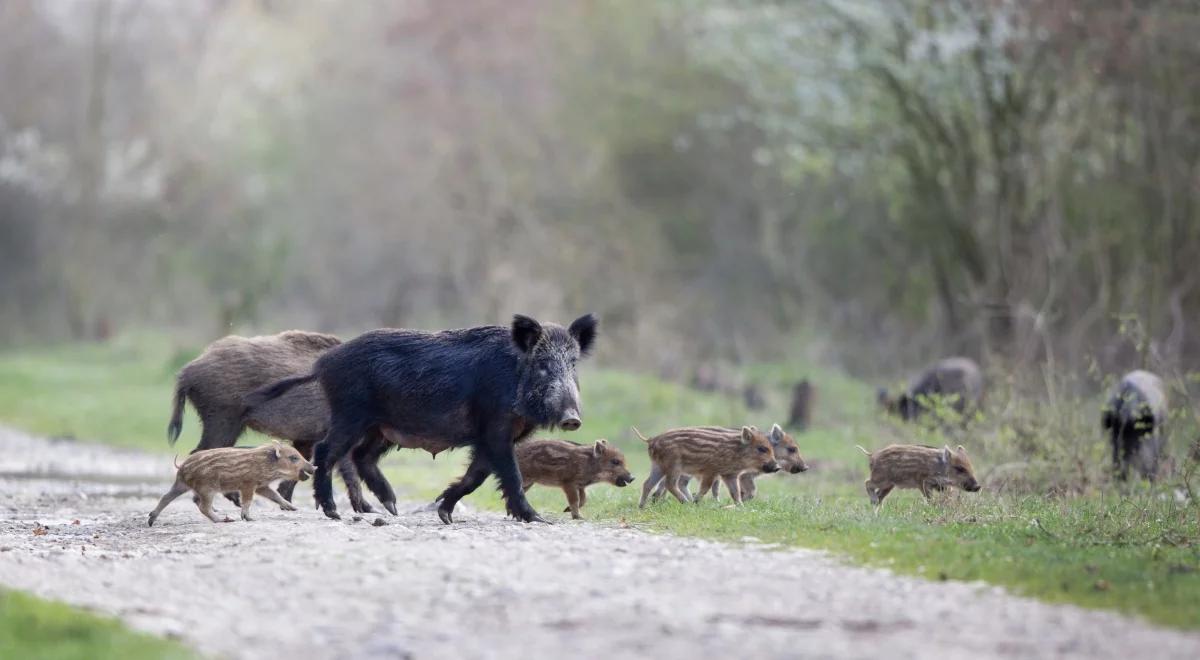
[0,589,193,660]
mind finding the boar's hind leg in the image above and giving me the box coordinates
[693,475,717,504]
[436,451,492,524]
[257,486,296,511]
[312,419,370,520]
[481,429,547,524]
[339,459,373,515]
[662,469,691,504]
[562,485,582,519]
[196,492,227,523]
[351,430,397,515]
[148,479,190,527]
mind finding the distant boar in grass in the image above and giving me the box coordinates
[856,444,980,510]
[637,426,779,507]
[516,438,634,519]
[652,424,807,502]
[1102,370,1169,482]
[878,357,983,422]
[148,442,315,526]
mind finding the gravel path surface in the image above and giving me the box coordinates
[0,425,1196,659]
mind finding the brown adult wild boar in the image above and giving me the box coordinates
[856,444,980,509]
[147,442,315,526]
[652,424,807,502]
[516,438,635,519]
[636,426,779,507]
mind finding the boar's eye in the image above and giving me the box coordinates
[787,447,797,454]
[610,459,620,466]
[290,456,299,463]
[954,466,966,474]
[757,446,768,454]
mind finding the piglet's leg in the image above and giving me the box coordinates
[562,486,582,520]
[239,487,257,521]
[694,475,716,504]
[576,487,587,510]
[721,475,742,505]
[148,479,189,527]
[663,469,691,504]
[196,492,226,523]
[257,486,296,511]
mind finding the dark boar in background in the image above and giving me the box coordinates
[878,357,983,422]
[246,314,598,524]
[1102,370,1169,481]
[787,379,814,431]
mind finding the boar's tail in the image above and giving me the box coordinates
[854,445,871,456]
[167,384,188,446]
[244,373,319,410]
[631,427,651,443]
[173,454,183,470]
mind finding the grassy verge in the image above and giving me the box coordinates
[0,336,1197,629]
[0,589,192,660]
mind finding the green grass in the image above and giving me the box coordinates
[0,589,192,660]
[1,336,1198,630]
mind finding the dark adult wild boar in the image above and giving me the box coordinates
[166,331,375,511]
[1102,370,1169,481]
[636,426,779,507]
[147,442,315,526]
[516,438,634,519]
[878,357,983,422]
[787,379,814,431]
[247,314,598,523]
[856,444,980,509]
[652,424,806,502]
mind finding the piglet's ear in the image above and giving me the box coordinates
[269,446,280,461]
[568,313,598,355]
[593,439,607,457]
[956,444,967,455]
[770,423,785,444]
[740,426,754,446]
[511,314,543,353]
[941,446,952,465]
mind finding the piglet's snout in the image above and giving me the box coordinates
[762,461,780,473]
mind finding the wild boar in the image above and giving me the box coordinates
[147,442,315,526]
[636,425,779,507]
[167,330,373,512]
[515,438,634,519]
[856,444,980,509]
[878,357,983,422]
[787,379,814,431]
[246,313,598,523]
[1102,370,1169,481]
[651,423,807,502]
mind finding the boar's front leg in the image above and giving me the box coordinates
[353,430,398,515]
[563,487,587,514]
[256,486,296,511]
[196,492,229,523]
[562,486,582,520]
[721,474,742,505]
[481,428,547,524]
[239,487,256,521]
[436,450,492,524]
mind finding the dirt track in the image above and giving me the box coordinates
[0,426,1197,659]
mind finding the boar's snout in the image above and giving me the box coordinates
[762,460,780,473]
[559,410,582,431]
[790,464,808,474]
[964,480,981,492]
[297,461,315,481]
[615,473,635,487]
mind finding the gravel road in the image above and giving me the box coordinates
[0,425,1196,659]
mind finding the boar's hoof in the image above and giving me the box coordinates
[147,514,156,527]
[437,506,454,525]
[279,502,297,512]
[353,501,376,515]
[383,501,398,516]
[241,512,253,522]
[322,506,341,521]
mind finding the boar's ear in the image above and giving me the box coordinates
[956,444,967,455]
[268,445,280,461]
[511,314,543,353]
[568,313,598,356]
[770,423,785,444]
[740,426,754,446]
[940,445,952,465]
[593,439,607,457]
